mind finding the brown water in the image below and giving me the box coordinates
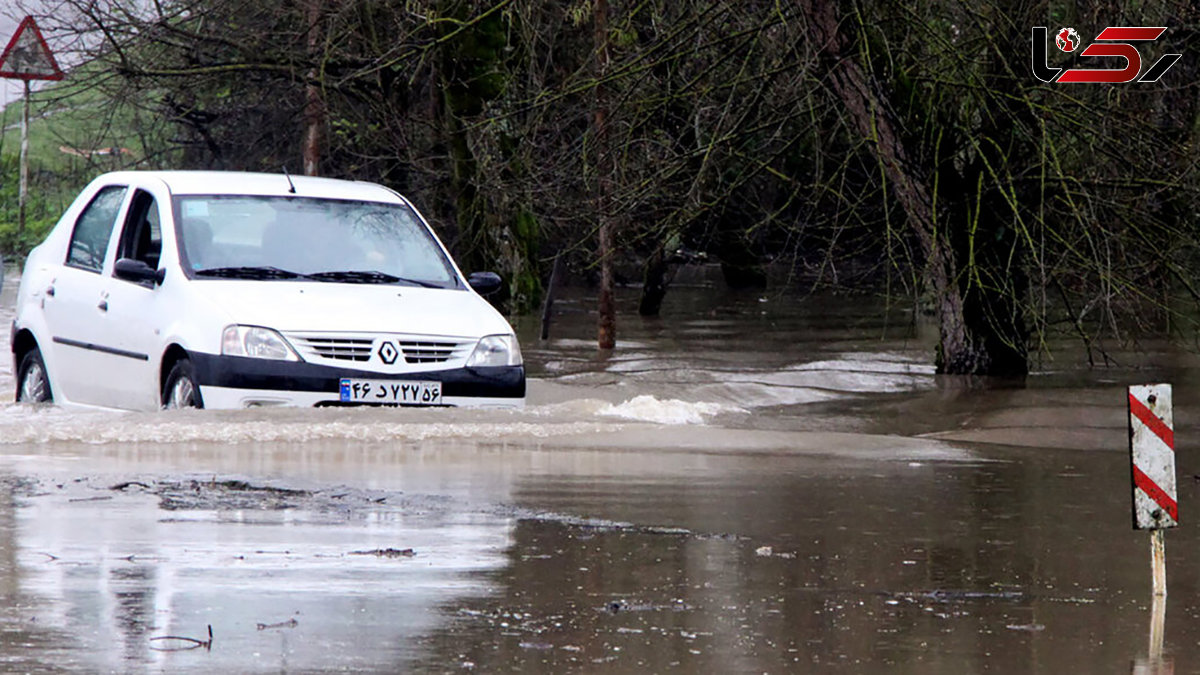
[0,264,1198,673]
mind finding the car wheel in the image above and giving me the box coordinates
[16,347,53,404]
[163,359,204,409]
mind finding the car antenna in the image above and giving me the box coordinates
[282,165,297,194]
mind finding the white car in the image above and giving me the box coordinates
[10,171,524,410]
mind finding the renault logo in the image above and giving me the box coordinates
[378,341,399,365]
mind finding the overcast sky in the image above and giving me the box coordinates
[0,12,24,109]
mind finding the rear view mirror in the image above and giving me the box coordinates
[467,271,502,295]
[114,257,165,285]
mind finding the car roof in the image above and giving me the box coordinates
[96,170,403,203]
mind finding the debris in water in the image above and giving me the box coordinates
[350,548,416,558]
[756,546,773,557]
[257,618,298,631]
[150,625,213,651]
[602,599,690,614]
[158,479,310,511]
[1006,623,1046,632]
[109,481,152,491]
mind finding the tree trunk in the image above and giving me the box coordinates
[716,220,767,290]
[639,245,669,316]
[541,253,563,339]
[801,0,1026,376]
[595,0,616,349]
[302,0,324,176]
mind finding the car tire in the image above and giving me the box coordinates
[163,359,204,409]
[16,347,53,404]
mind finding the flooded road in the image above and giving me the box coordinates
[2,263,1200,672]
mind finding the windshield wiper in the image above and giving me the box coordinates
[305,270,443,288]
[194,266,306,280]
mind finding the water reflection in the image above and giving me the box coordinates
[0,468,513,672]
[407,442,1196,673]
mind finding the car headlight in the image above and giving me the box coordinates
[221,325,300,361]
[466,334,522,367]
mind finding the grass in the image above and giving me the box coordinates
[0,65,169,260]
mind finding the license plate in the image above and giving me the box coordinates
[339,379,442,405]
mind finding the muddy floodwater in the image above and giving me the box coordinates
[3,265,1200,673]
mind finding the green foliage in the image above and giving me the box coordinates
[0,217,56,262]
[14,0,1200,365]
[0,156,67,260]
[440,0,511,115]
[506,208,543,313]
[0,58,173,261]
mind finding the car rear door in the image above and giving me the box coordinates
[41,183,131,405]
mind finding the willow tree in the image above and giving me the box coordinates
[800,0,1039,375]
[800,0,1200,373]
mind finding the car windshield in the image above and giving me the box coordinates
[172,195,459,288]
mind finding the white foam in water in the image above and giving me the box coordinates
[789,352,935,374]
[596,395,742,425]
[0,392,733,445]
[0,405,622,445]
[690,382,839,408]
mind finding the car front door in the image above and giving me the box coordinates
[94,186,173,410]
[40,184,131,406]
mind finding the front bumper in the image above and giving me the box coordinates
[189,353,524,409]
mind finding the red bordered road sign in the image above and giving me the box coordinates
[1129,384,1177,529]
[0,16,63,81]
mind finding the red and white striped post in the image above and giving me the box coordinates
[1128,384,1175,666]
[1128,384,1175,596]
[1129,384,1177,532]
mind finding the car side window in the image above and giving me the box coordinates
[115,189,163,272]
[66,185,128,272]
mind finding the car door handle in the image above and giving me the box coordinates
[98,300,108,312]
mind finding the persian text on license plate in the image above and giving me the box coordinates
[339,379,442,405]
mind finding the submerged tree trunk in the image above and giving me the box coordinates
[802,0,1026,376]
[639,245,668,316]
[715,223,767,290]
[595,0,616,349]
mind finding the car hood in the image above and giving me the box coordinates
[192,280,513,337]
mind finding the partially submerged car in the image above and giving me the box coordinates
[11,171,524,410]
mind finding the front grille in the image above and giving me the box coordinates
[285,333,474,366]
[399,341,460,364]
[292,336,374,362]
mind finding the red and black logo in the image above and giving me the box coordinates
[1031,26,1181,83]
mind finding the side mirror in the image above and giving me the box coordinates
[114,258,165,285]
[467,271,502,296]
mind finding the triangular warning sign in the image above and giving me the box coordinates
[0,16,63,81]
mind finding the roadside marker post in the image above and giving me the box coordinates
[1128,384,1175,667]
[1128,384,1177,586]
